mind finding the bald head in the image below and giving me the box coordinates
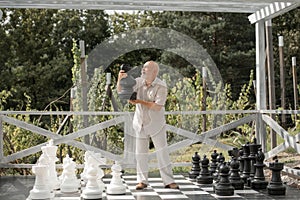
[143,61,159,78]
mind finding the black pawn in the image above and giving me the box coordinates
[213,152,225,181]
[251,148,268,189]
[229,157,244,190]
[209,150,218,176]
[196,155,213,184]
[189,152,201,179]
[267,160,286,195]
[241,142,251,184]
[215,162,234,196]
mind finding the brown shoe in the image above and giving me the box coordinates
[136,182,148,190]
[165,183,179,189]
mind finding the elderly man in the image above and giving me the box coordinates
[117,61,179,190]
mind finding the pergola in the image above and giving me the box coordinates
[0,1,299,173]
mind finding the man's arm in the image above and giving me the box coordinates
[129,99,163,111]
[117,70,127,93]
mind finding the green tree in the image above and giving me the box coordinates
[0,9,110,111]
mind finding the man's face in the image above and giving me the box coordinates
[141,64,155,80]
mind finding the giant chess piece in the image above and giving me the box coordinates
[35,148,55,198]
[81,163,102,200]
[241,142,251,184]
[229,157,244,190]
[189,152,201,179]
[215,162,234,196]
[228,147,239,159]
[27,165,52,200]
[209,150,218,176]
[106,161,126,195]
[238,148,244,174]
[41,139,60,190]
[60,154,80,193]
[213,152,225,181]
[118,64,137,104]
[247,138,261,186]
[251,148,268,189]
[196,155,213,184]
[267,159,286,195]
[81,151,106,192]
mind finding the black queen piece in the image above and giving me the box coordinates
[118,64,137,103]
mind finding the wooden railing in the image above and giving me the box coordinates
[0,110,299,177]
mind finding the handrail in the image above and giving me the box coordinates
[0,110,299,178]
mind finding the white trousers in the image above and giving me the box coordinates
[135,126,175,185]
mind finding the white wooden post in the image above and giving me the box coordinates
[266,19,277,149]
[0,116,3,161]
[122,112,136,168]
[80,40,89,144]
[255,21,267,152]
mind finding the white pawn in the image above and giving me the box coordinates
[106,161,126,195]
[60,154,80,193]
[27,165,52,200]
[81,163,102,199]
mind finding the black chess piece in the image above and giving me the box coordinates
[238,148,244,174]
[241,142,251,184]
[213,152,225,181]
[196,155,213,184]
[247,138,261,186]
[251,148,268,190]
[215,162,235,196]
[229,157,244,190]
[209,150,218,176]
[118,64,137,104]
[228,147,239,159]
[189,152,201,179]
[267,159,286,195]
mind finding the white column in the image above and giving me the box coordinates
[255,21,267,151]
[0,117,3,161]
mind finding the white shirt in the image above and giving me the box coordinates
[132,77,168,136]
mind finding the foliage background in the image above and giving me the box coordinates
[0,8,299,175]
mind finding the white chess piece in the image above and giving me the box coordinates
[81,151,92,184]
[27,164,52,200]
[60,154,80,193]
[36,149,55,198]
[41,140,60,190]
[81,163,102,199]
[81,151,106,192]
[106,161,126,195]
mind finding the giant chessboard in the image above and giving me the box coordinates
[49,174,298,200]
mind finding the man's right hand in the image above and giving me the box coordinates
[117,70,128,93]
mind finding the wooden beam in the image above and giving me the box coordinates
[248,2,300,24]
[0,0,281,13]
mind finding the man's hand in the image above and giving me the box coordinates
[128,99,140,105]
[117,70,127,93]
[118,70,127,81]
